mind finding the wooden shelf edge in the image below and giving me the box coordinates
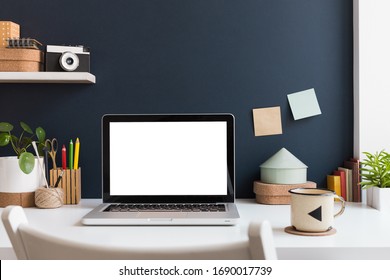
[0,72,96,84]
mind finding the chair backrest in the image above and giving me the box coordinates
[1,205,277,260]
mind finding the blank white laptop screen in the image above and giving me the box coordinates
[81,114,239,226]
[109,121,227,196]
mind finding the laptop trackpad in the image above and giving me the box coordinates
[137,212,188,219]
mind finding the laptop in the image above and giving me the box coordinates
[81,113,239,225]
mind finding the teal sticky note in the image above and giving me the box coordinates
[287,88,322,120]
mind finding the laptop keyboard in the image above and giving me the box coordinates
[104,203,226,212]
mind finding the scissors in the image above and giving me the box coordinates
[45,138,58,169]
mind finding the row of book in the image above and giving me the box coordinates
[327,158,361,202]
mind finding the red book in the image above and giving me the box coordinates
[333,170,346,201]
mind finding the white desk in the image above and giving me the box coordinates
[1,199,390,260]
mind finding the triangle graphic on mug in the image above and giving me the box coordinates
[308,206,322,222]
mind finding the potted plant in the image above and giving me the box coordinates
[360,150,390,211]
[0,121,46,195]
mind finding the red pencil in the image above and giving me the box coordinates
[62,144,67,169]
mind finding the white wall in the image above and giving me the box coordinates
[354,0,390,157]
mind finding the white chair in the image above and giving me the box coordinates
[1,205,277,260]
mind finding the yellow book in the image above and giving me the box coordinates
[327,175,341,196]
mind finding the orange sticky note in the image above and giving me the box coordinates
[252,106,283,136]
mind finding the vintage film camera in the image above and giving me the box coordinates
[45,45,90,72]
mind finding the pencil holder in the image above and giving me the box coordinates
[50,168,81,204]
[35,187,64,208]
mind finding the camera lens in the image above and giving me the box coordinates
[59,52,79,71]
[66,57,74,65]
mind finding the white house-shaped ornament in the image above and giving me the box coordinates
[260,148,307,184]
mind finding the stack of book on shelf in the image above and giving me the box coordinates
[327,158,361,202]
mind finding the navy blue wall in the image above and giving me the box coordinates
[0,0,353,198]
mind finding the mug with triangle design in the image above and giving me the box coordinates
[289,188,345,232]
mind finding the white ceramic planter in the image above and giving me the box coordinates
[0,156,45,193]
[366,187,390,212]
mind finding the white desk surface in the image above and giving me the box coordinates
[1,199,390,260]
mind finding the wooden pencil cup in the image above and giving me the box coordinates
[35,187,64,209]
[50,168,81,204]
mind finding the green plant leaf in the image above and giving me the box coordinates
[35,127,46,143]
[0,133,11,146]
[20,122,33,134]
[381,179,390,188]
[18,152,35,174]
[37,142,46,156]
[360,181,373,187]
[0,122,13,132]
[361,150,390,188]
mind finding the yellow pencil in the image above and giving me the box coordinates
[74,138,80,169]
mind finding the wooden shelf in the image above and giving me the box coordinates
[0,72,96,84]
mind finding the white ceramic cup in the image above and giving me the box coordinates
[288,188,345,232]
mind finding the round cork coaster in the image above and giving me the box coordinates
[284,226,337,236]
